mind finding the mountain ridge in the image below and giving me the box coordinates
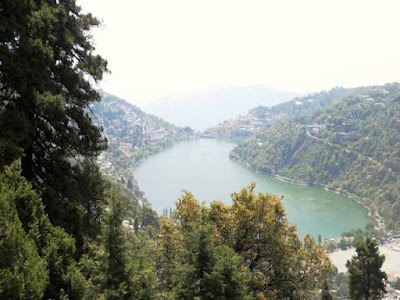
[143,86,301,130]
[230,82,400,230]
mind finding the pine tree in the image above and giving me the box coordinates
[156,217,182,298]
[346,237,387,300]
[321,280,333,300]
[103,194,128,299]
[1,2,160,299]
[127,178,134,190]
[100,193,157,300]
[0,0,108,251]
[0,163,89,300]
[175,214,252,300]
[125,238,157,300]
[203,245,252,300]
[0,169,48,299]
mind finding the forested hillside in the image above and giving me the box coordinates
[232,83,400,230]
[203,87,346,140]
[0,1,332,299]
[92,92,196,180]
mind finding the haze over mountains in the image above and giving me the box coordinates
[143,86,301,130]
[96,83,400,233]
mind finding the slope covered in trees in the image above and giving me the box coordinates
[0,0,156,298]
[91,92,197,180]
[203,87,346,140]
[0,0,333,299]
[232,83,400,230]
[155,184,333,299]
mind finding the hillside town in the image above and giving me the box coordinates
[201,105,289,140]
[91,92,197,181]
[201,114,270,140]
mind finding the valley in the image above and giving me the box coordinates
[3,2,399,298]
[133,138,371,239]
[94,83,400,238]
[82,83,400,295]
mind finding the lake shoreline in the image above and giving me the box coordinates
[230,152,384,231]
[135,138,371,238]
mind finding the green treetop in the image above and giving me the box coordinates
[346,237,387,300]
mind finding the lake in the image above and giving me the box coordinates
[134,139,371,238]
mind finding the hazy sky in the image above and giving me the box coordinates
[78,0,400,104]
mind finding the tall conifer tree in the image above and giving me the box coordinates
[0,0,108,249]
[346,237,387,300]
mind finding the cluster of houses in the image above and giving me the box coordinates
[122,219,135,232]
[92,98,181,180]
[322,236,355,251]
[202,85,393,142]
[97,99,177,146]
[304,124,326,135]
[92,94,197,181]
[383,288,400,300]
[97,153,115,178]
[304,91,388,139]
[202,113,274,139]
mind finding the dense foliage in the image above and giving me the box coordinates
[0,0,156,298]
[92,92,196,176]
[232,84,400,230]
[155,184,332,299]
[1,1,387,299]
[0,0,109,254]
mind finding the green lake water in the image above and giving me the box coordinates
[134,139,371,238]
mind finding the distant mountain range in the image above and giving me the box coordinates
[143,86,301,130]
[93,84,400,232]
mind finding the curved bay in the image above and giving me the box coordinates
[134,139,370,238]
